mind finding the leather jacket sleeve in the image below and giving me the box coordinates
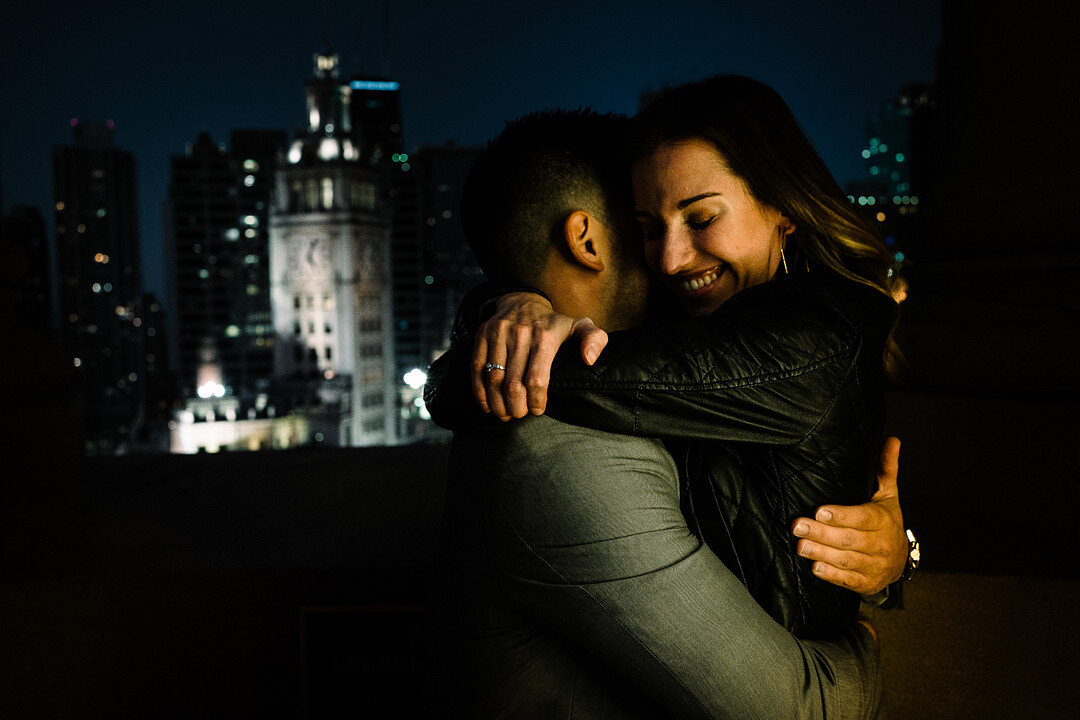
[544,273,895,443]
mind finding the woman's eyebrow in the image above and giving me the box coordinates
[676,192,721,209]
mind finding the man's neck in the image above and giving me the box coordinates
[539,267,613,331]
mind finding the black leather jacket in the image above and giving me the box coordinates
[426,271,896,639]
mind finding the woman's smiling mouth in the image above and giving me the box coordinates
[677,268,721,294]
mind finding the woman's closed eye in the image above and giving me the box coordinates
[688,216,716,231]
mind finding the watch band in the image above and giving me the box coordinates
[900,528,920,582]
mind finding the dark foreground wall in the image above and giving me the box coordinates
[3,413,1078,719]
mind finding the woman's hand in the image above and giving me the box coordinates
[790,437,907,594]
[471,292,608,420]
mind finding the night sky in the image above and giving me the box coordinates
[1,0,940,304]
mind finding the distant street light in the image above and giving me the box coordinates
[403,368,427,389]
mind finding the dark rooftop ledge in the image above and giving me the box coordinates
[3,420,1079,717]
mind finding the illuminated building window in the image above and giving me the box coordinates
[77,224,86,233]
[245,228,256,238]
[322,177,333,209]
[318,138,339,161]
[244,175,255,187]
[242,215,258,226]
[56,201,65,211]
[246,284,259,295]
[243,159,259,172]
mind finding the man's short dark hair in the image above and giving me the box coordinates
[460,109,631,286]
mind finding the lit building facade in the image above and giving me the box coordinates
[848,83,939,258]
[53,121,147,452]
[166,128,286,401]
[269,50,397,446]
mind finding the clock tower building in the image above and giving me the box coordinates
[269,49,397,446]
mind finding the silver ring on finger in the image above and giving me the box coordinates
[484,362,506,373]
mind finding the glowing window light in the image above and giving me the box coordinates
[857,197,867,206]
[910,196,919,205]
[244,175,255,187]
[318,137,339,161]
[861,150,871,159]
[199,269,210,279]
[91,283,102,293]
[197,382,226,399]
[56,201,65,211]
[895,153,905,163]
[96,208,106,218]
[879,144,888,152]
[322,177,334,208]
[103,283,112,292]
[401,162,410,171]
[243,159,259,172]
[403,368,427,389]
[225,228,240,240]
[225,325,240,337]
[77,224,86,233]
[869,166,880,175]
[245,228,256,238]
[73,357,82,368]
[242,215,258,226]
[288,143,303,164]
[876,212,886,222]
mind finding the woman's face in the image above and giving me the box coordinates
[631,138,793,316]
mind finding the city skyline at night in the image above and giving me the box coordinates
[1,0,941,305]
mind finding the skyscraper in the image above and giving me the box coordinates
[270,50,397,446]
[53,120,145,452]
[166,128,286,400]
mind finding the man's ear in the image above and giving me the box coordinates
[562,210,605,272]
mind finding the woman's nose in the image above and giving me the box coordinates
[658,228,695,276]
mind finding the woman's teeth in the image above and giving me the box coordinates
[681,270,718,292]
